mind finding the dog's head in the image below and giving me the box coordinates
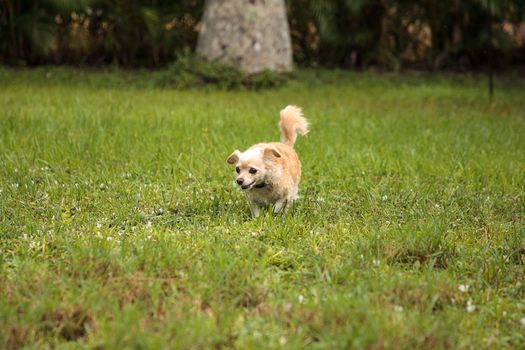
[227,147,281,190]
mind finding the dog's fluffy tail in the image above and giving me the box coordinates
[279,105,309,147]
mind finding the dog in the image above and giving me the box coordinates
[227,105,309,216]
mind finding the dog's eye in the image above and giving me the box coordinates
[235,166,240,174]
[249,168,257,174]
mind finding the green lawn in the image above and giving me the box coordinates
[1,68,524,349]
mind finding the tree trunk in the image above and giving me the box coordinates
[196,0,293,73]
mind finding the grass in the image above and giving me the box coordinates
[0,67,524,349]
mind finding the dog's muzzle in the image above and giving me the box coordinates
[241,180,255,190]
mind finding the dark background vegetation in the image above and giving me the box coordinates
[1,0,524,70]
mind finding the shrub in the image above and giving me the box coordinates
[153,55,288,90]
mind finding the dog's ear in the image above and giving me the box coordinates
[227,150,241,164]
[263,147,281,160]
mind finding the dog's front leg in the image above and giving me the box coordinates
[273,199,288,214]
[249,202,261,217]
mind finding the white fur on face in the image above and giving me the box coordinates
[235,147,268,188]
[240,147,263,160]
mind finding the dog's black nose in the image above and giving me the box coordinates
[236,178,244,185]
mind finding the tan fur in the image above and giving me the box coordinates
[280,105,309,146]
[227,105,309,216]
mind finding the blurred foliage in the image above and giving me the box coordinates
[288,0,525,69]
[0,0,203,66]
[0,0,92,64]
[1,0,524,69]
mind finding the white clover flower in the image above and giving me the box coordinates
[96,223,102,228]
[107,236,113,241]
[458,284,469,293]
[298,295,304,303]
[394,305,403,313]
[466,299,475,313]
[279,336,287,346]
[251,232,258,237]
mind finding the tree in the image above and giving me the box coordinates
[196,0,293,73]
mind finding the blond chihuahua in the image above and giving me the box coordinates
[227,105,309,216]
